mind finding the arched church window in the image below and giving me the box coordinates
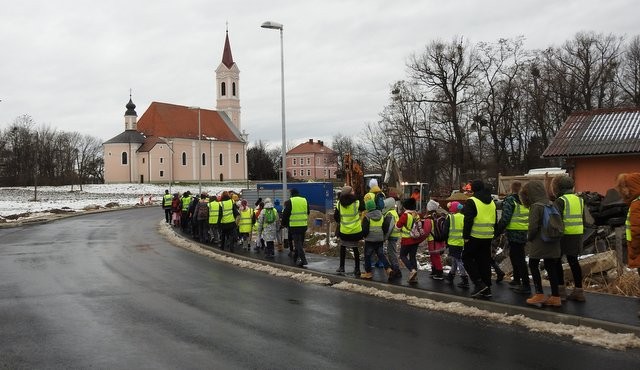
[232,82,236,96]
[235,153,239,163]
[221,82,226,96]
[202,153,206,166]
[121,152,128,165]
[219,153,223,165]
[182,152,187,166]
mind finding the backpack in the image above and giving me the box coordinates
[540,203,564,242]
[264,208,276,224]
[430,213,447,242]
[409,213,427,242]
[197,203,209,219]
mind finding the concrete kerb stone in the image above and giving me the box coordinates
[164,226,640,338]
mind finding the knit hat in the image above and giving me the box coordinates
[369,178,378,188]
[402,197,416,211]
[365,197,377,211]
[448,201,462,213]
[241,199,248,207]
[341,186,353,196]
[264,197,272,205]
[427,199,439,212]
[382,197,396,213]
[368,178,381,193]
[471,179,485,192]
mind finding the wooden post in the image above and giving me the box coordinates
[614,226,625,277]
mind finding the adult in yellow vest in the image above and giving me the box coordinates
[283,188,310,267]
[333,186,365,276]
[495,181,531,295]
[382,197,402,279]
[462,179,497,298]
[237,200,255,250]
[162,190,173,224]
[180,191,193,232]
[552,176,589,302]
[218,191,240,252]
[615,173,640,318]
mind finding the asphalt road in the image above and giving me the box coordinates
[1,207,639,369]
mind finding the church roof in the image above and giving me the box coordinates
[136,101,242,142]
[103,130,146,145]
[221,31,234,69]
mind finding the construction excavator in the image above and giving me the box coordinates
[343,153,404,200]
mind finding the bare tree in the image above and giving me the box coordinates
[618,35,640,107]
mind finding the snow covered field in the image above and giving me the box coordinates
[0,183,243,220]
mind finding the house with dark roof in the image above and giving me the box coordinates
[542,108,640,194]
[103,30,247,184]
[286,139,338,180]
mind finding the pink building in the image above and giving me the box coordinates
[286,139,338,180]
[103,30,247,184]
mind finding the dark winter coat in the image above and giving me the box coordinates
[520,181,561,259]
[495,193,528,244]
[462,188,496,240]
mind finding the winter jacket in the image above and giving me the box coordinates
[333,193,365,241]
[361,209,390,242]
[622,173,640,268]
[258,200,279,242]
[397,211,423,246]
[462,188,496,240]
[521,181,561,259]
[495,193,528,244]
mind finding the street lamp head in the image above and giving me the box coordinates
[261,21,283,30]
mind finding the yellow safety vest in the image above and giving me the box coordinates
[447,213,464,246]
[627,197,639,242]
[163,194,173,207]
[506,201,529,231]
[385,209,401,238]
[364,216,384,242]
[181,196,192,211]
[338,200,362,235]
[289,197,308,227]
[208,201,220,224]
[560,194,584,235]
[238,208,253,233]
[470,197,496,239]
[220,199,235,224]
[401,212,417,239]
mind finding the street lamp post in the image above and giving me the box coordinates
[188,106,202,194]
[261,20,287,204]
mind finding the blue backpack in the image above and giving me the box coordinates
[540,203,564,242]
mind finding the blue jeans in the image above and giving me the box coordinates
[364,241,390,273]
[400,243,419,271]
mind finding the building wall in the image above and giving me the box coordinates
[571,155,640,194]
[286,153,338,180]
[103,142,141,183]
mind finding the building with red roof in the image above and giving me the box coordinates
[286,139,338,180]
[103,30,247,184]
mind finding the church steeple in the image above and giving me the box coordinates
[216,27,241,131]
[124,91,138,131]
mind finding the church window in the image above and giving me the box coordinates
[219,153,223,165]
[160,157,164,164]
[235,153,239,163]
[121,152,128,165]
[202,153,206,166]
[232,82,236,96]
[160,170,164,177]
[221,82,226,96]
[142,158,145,164]
[182,152,187,166]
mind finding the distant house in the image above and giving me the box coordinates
[542,108,640,194]
[103,30,247,184]
[286,139,338,181]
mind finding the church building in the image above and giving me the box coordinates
[103,30,247,184]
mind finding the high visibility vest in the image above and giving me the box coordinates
[208,201,220,224]
[627,197,639,242]
[364,216,384,242]
[338,200,362,235]
[385,209,401,238]
[163,194,173,207]
[560,194,584,235]
[401,212,417,239]
[470,197,496,239]
[289,197,308,227]
[447,213,464,247]
[506,201,529,231]
[181,196,192,211]
[220,199,235,224]
[238,208,253,233]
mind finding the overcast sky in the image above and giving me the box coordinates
[1,0,638,148]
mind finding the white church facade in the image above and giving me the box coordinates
[103,31,247,184]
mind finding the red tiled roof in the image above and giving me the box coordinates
[287,140,336,155]
[542,108,640,158]
[136,102,241,142]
